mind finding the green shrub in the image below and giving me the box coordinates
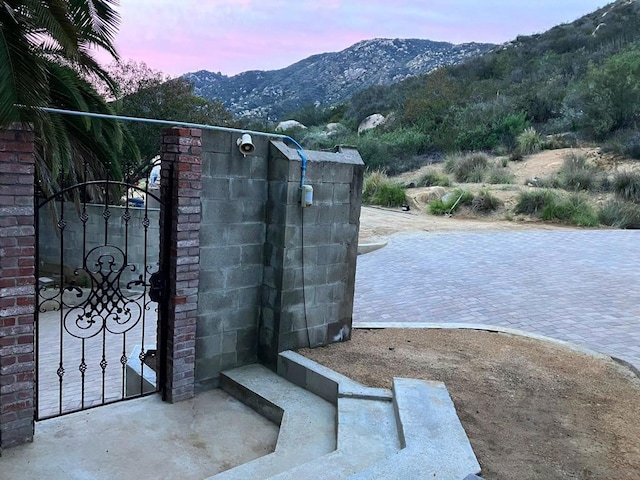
[444,152,490,183]
[558,153,601,191]
[517,127,543,155]
[598,200,640,228]
[516,189,598,226]
[534,175,562,189]
[541,193,599,227]
[515,189,557,215]
[428,188,473,215]
[487,166,515,184]
[509,148,524,162]
[416,170,451,187]
[362,171,406,207]
[356,136,392,170]
[472,190,502,212]
[611,171,640,203]
[602,130,640,160]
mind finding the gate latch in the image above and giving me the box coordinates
[148,270,166,303]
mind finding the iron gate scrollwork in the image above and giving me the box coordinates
[35,161,171,420]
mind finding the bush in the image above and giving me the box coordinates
[362,171,406,207]
[487,166,515,184]
[428,188,473,215]
[356,136,392,170]
[472,190,502,212]
[558,153,601,191]
[610,171,640,203]
[534,175,562,189]
[416,170,451,187]
[598,200,640,228]
[515,189,557,215]
[515,189,598,226]
[444,152,490,183]
[541,193,599,227]
[602,130,640,160]
[517,127,543,155]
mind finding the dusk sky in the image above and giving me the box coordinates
[101,1,608,77]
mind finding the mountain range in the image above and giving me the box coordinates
[184,39,495,120]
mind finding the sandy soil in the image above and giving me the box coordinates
[302,150,640,479]
[358,147,634,244]
[300,329,640,480]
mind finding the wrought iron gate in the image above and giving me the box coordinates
[34,162,171,420]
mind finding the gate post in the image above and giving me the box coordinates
[0,124,36,451]
[159,127,201,402]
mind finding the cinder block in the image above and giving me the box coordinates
[226,264,264,289]
[241,201,266,223]
[222,306,260,331]
[332,183,352,204]
[227,223,265,246]
[198,245,241,269]
[201,177,230,200]
[317,244,347,266]
[198,290,238,312]
[202,130,232,154]
[195,334,222,359]
[195,312,224,337]
[197,268,226,291]
[230,178,267,202]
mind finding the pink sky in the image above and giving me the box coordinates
[100,0,608,77]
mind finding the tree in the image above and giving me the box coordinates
[108,61,235,163]
[0,1,138,199]
[579,46,640,138]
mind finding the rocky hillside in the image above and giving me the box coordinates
[184,39,494,120]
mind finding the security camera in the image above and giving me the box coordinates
[236,133,255,155]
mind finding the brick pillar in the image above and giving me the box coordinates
[0,124,36,451]
[159,127,201,402]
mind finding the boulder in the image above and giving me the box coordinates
[275,120,307,132]
[358,114,386,134]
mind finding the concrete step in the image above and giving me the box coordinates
[207,363,336,480]
[348,378,482,479]
[278,351,481,480]
[213,353,481,480]
[265,397,400,480]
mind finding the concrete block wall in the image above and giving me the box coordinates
[37,203,160,285]
[196,130,270,390]
[0,124,36,451]
[194,131,364,385]
[259,142,364,367]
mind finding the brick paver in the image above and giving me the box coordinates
[353,230,640,369]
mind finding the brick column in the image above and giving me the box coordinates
[0,124,36,450]
[159,127,202,402]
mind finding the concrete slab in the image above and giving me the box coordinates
[264,397,401,480]
[212,363,336,479]
[0,390,278,480]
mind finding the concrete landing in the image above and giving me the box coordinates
[211,364,337,480]
[0,390,278,480]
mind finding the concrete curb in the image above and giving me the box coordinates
[353,322,615,363]
[357,242,387,255]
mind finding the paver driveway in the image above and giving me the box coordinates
[353,229,640,369]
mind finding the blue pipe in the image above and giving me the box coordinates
[283,136,307,188]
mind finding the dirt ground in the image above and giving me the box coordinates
[358,146,637,243]
[299,329,640,480]
[302,151,640,479]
